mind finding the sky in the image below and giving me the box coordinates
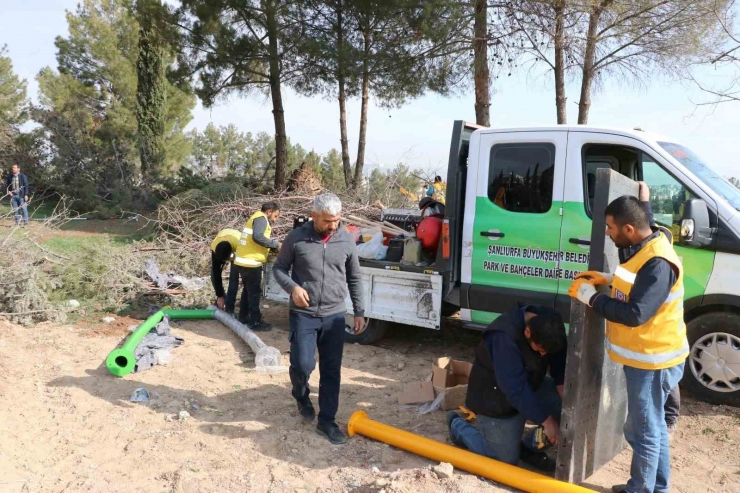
[2,0,738,178]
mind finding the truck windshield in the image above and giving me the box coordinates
[658,141,740,211]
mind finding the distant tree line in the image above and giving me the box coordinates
[0,0,737,213]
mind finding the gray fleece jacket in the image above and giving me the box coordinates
[273,221,365,318]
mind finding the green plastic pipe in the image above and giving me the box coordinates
[105,308,215,377]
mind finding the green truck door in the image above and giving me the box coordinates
[556,131,715,319]
[466,130,568,325]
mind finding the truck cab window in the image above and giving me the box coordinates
[581,144,639,216]
[487,143,556,213]
[641,156,697,235]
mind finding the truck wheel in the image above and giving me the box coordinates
[344,316,389,345]
[682,312,740,407]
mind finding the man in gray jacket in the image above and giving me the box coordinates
[273,193,365,444]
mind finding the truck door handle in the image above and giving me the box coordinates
[569,238,591,246]
[480,231,505,238]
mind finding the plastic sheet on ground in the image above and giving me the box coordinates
[144,259,207,291]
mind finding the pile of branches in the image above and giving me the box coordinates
[0,198,214,325]
[153,189,382,252]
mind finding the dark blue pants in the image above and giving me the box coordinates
[224,264,240,314]
[289,311,346,424]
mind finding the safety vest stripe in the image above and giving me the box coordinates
[606,335,689,365]
[664,287,684,304]
[242,228,253,234]
[614,266,637,285]
[233,256,263,267]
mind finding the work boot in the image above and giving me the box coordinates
[297,398,315,422]
[446,411,466,448]
[519,447,556,473]
[611,485,629,493]
[251,321,273,332]
[316,421,347,445]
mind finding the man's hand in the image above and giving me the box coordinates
[277,242,283,251]
[543,416,560,445]
[638,181,650,202]
[575,270,613,286]
[568,279,598,306]
[353,316,365,334]
[291,286,310,308]
[216,296,225,310]
[24,196,28,202]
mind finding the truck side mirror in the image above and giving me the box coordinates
[679,199,713,247]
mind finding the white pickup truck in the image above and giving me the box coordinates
[265,120,740,407]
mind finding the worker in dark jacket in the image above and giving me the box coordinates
[210,228,241,314]
[273,193,365,445]
[232,202,282,330]
[6,163,29,227]
[447,304,567,472]
[570,194,687,493]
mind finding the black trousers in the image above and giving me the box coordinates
[232,265,263,325]
[288,311,346,424]
[664,385,680,426]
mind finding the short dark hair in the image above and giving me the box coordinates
[434,175,442,182]
[261,201,280,213]
[214,242,233,263]
[527,307,566,354]
[605,195,649,230]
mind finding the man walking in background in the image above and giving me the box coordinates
[273,193,365,445]
[6,163,29,227]
[232,202,281,331]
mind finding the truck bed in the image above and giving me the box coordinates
[263,263,444,329]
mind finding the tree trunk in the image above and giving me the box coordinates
[554,0,567,124]
[136,0,166,181]
[578,1,605,124]
[266,0,286,189]
[473,0,490,126]
[354,28,371,191]
[336,2,353,188]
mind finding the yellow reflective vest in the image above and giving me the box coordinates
[210,228,240,258]
[431,182,446,205]
[233,211,272,268]
[607,230,689,370]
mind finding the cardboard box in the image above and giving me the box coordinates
[398,380,435,405]
[397,357,473,410]
[432,357,473,411]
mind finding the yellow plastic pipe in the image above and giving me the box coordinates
[347,410,594,493]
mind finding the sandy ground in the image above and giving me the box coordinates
[1,305,739,493]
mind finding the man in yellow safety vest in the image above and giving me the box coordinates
[569,195,687,493]
[232,202,282,331]
[210,228,241,314]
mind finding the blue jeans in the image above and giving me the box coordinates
[288,311,346,424]
[11,195,28,225]
[450,377,562,465]
[623,363,684,493]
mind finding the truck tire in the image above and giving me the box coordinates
[344,316,389,345]
[682,312,740,407]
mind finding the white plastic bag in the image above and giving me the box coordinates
[375,245,389,260]
[357,232,383,259]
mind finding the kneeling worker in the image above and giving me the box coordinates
[447,304,567,472]
[233,202,282,330]
[210,228,241,313]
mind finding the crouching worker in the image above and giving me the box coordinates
[210,228,241,314]
[447,304,567,472]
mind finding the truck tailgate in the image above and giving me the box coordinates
[264,264,443,329]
